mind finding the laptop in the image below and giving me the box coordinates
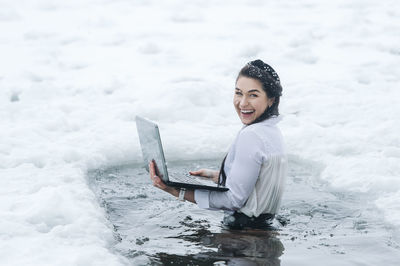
[135,116,229,192]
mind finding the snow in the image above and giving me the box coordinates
[0,0,399,265]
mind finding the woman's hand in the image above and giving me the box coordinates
[149,160,178,196]
[149,159,196,203]
[189,169,220,184]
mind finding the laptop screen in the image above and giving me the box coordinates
[135,116,169,182]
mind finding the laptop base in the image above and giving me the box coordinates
[166,181,229,191]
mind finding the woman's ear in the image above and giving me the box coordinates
[268,97,275,107]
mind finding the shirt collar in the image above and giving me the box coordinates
[242,115,282,128]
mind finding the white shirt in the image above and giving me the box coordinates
[194,116,287,217]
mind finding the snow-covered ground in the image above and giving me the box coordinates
[1,0,399,265]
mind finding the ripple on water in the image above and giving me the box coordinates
[87,159,400,265]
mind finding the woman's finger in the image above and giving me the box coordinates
[189,170,202,176]
[149,161,158,182]
[149,162,153,175]
[190,169,213,178]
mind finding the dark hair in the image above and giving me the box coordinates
[218,59,283,186]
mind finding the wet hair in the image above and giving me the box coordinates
[236,59,283,124]
[218,59,283,187]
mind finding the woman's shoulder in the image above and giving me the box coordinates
[239,116,284,150]
[242,116,282,135]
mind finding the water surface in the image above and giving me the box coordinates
[87,158,400,265]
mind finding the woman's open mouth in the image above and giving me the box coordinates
[241,109,255,119]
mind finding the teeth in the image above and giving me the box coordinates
[241,110,254,114]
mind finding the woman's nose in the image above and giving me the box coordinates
[239,96,249,107]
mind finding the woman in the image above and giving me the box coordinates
[149,59,287,229]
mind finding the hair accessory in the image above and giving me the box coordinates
[248,59,280,83]
[244,60,282,99]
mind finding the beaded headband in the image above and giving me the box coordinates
[246,59,282,97]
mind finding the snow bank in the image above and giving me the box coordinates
[0,0,399,264]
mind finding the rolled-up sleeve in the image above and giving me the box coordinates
[197,129,264,211]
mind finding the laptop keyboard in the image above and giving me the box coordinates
[170,174,216,186]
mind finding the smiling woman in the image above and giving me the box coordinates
[149,59,286,230]
[234,77,273,125]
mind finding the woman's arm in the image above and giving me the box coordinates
[196,130,264,210]
[149,160,196,203]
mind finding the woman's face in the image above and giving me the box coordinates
[234,76,274,125]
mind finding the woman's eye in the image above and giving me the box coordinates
[250,94,258,97]
[235,91,242,96]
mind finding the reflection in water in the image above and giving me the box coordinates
[152,227,284,265]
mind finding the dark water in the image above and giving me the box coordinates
[87,158,400,265]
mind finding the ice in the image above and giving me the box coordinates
[1,0,399,265]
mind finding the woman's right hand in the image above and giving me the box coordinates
[149,160,179,196]
[189,169,219,184]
